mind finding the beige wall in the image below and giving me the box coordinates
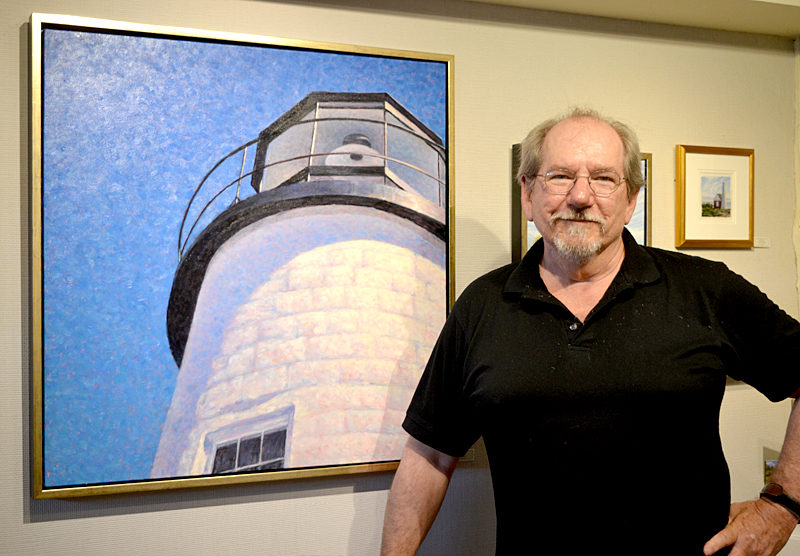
[3,0,798,553]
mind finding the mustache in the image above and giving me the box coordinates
[549,210,606,228]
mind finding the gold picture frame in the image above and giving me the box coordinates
[676,145,754,248]
[31,13,454,498]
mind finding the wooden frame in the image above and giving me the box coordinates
[512,146,652,261]
[676,145,754,248]
[31,13,454,498]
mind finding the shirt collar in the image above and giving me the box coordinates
[503,228,661,300]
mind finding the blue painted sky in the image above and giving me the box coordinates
[41,26,447,487]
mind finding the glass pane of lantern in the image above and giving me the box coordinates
[261,119,314,191]
[312,106,386,161]
[386,125,442,206]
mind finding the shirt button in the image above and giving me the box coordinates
[569,323,578,331]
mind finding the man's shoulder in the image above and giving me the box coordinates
[449,262,519,317]
[459,262,518,297]
[638,243,729,278]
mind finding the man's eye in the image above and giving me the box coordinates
[592,173,616,183]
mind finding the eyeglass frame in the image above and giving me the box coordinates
[533,169,627,197]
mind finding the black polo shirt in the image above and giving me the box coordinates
[404,230,800,555]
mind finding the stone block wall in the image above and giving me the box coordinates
[190,239,445,472]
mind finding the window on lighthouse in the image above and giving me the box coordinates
[212,427,287,474]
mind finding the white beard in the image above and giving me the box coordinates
[549,211,606,265]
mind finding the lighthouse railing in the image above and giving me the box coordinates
[178,148,447,262]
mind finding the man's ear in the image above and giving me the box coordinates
[624,187,639,225]
[520,175,534,222]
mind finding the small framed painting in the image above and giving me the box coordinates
[675,145,754,248]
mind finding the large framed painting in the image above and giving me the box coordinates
[675,144,754,248]
[31,13,454,498]
[512,144,652,261]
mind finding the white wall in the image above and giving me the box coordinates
[2,0,798,553]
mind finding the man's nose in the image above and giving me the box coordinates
[566,175,594,207]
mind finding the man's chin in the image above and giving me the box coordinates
[552,236,602,264]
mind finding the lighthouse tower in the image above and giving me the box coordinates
[152,92,448,477]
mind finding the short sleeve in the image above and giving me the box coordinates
[402,305,481,457]
[715,265,800,401]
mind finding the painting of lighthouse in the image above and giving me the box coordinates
[675,144,753,248]
[33,14,452,496]
[701,174,732,217]
[153,92,449,478]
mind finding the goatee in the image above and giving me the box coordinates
[549,211,606,265]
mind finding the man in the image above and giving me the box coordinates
[381,109,800,555]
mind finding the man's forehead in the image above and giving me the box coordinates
[541,116,624,167]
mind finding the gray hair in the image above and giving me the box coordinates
[516,107,644,199]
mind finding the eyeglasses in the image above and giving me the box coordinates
[535,169,627,197]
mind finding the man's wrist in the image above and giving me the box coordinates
[760,482,800,521]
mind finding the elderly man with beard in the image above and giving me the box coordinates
[380,108,800,555]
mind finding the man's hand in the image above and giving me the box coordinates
[703,498,797,555]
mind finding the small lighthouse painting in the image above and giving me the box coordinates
[701,174,732,218]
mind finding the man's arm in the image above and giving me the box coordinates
[380,436,460,556]
[704,399,800,556]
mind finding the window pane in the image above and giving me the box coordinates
[312,109,385,159]
[212,441,237,474]
[237,435,261,468]
[262,429,287,461]
[254,460,283,471]
[387,126,442,205]
[261,121,314,190]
